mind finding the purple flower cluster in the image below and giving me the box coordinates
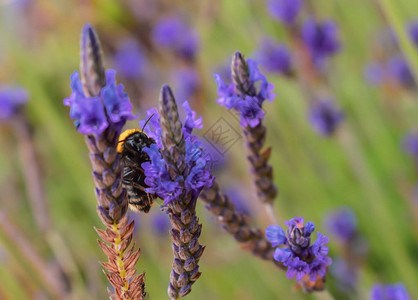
[152,17,199,60]
[371,283,410,300]
[309,99,344,136]
[324,207,357,243]
[214,58,275,128]
[0,86,28,120]
[64,70,136,135]
[302,19,340,66]
[140,101,213,204]
[266,217,332,282]
[256,38,292,75]
[267,0,303,26]
[113,39,146,79]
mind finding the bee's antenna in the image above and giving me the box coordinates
[118,139,126,144]
[141,113,155,132]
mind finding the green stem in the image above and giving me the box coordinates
[314,290,335,300]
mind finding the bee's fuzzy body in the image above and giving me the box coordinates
[118,129,157,213]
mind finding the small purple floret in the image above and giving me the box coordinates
[312,232,329,258]
[183,100,203,134]
[287,257,310,281]
[265,225,287,246]
[273,247,293,265]
[101,70,137,123]
[309,257,332,282]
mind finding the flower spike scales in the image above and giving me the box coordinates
[137,85,213,299]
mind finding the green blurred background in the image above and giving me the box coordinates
[0,0,417,299]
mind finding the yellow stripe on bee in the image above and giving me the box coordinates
[117,129,141,153]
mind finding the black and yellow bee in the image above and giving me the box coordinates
[117,126,157,213]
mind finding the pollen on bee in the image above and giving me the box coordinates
[117,129,141,153]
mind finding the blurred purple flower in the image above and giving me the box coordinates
[309,99,344,136]
[364,62,385,86]
[267,0,303,26]
[302,19,341,65]
[256,38,292,75]
[173,68,201,102]
[324,207,357,243]
[0,86,28,120]
[403,133,418,158]
[387,55,416,89]
[371,283,410,300]
[330,258,357,292]
[407,20,418,47]
[222,186,251,215]
[113,39,145,79]
[151,210,170,236]
[152,17,199,60]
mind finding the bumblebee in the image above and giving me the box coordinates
[117,127,157,213]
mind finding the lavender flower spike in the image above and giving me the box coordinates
[144,85,211,299]
[64,24,145,300]
[215,51,277,204]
